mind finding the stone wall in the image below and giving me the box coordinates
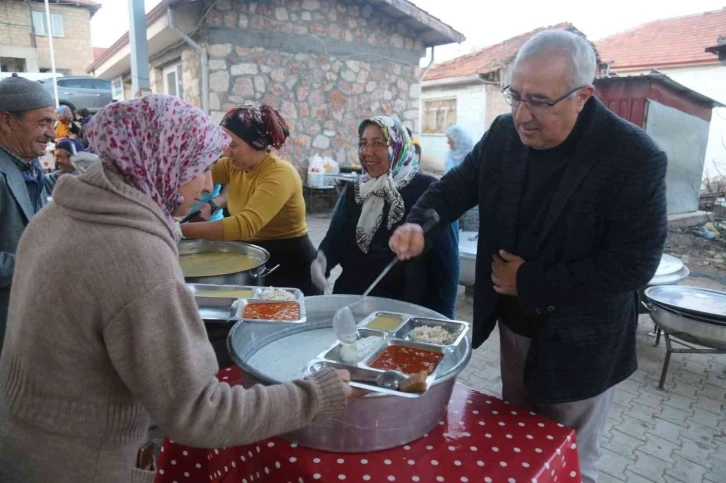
[33,5,94,76]
[201,0,425,170]
[181,47,202,108]
[0,1,34,49]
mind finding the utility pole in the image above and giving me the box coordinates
[128,0,151,98]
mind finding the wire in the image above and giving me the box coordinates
[688,271,726,286]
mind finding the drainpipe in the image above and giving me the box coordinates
[168,8,209,113]
[26,0,36,48]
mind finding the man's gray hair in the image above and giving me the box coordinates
[514,30,597,88]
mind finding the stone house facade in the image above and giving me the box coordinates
[88,0,463,170]
[0,0,98,76]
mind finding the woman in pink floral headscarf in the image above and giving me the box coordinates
[0,94,357,483]
[85,94,227,235]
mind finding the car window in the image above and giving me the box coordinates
[57,78,86,89]
[90,79,111,90]
[56,78,108,90]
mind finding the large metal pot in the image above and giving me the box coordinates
[644,286,726,349]
[178,240,277,286]
[643,302,726,349]
[228,295,472,453]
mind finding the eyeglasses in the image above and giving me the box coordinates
[501,85,586,116]
[359,140,388,151]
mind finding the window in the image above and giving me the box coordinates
[56,78,111,90]
[57,78,87,88]
[111,77,124,101]
[163,63,184,99]
[90,79,111,91]
[32,11,65,37]
[423,98,457,134]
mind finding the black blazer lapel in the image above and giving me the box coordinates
[498,142,528,253]
[535,98,608,248]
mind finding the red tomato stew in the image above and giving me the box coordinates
[369,345,443,375]
[243,302,300,321]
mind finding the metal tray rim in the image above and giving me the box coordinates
[238,298,308,324]
[194,295,242,322]
[645,286,726,321]
[254,286,305,302]
[357,311,411,333]
[188,283,258,295]
[315,328,389,364]
[360,338,449,381]
[305,359,423,398]
[394,317,470,347]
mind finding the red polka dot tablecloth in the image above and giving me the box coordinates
[155,366,581,483]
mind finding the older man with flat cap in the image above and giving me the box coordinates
[0,73,56,353]
[390,30,667,483]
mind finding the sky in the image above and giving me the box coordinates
[91,0,726,61]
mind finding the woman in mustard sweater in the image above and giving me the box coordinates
[181,105,318,294]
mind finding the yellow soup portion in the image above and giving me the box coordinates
[180,253,262,278]
[366,314,404,331]
[194,289,255,299]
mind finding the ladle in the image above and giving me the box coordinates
[332,209,441,344]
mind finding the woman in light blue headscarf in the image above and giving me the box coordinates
[444,125,474,174]
[443,125,476,240]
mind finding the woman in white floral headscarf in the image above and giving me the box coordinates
[311,116,460,318]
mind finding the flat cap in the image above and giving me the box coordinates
[0,73,55,113]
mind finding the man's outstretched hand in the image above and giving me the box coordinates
[389,223,425,260]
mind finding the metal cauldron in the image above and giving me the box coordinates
[638,254,690,315]
[228,295,472,452]
[178,240,278,286]
[644,285,726,349]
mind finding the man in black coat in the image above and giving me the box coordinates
[390,30,667,483]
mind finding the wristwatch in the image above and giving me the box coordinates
[206,199,218,212]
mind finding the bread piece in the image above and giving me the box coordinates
[399,371,428,393]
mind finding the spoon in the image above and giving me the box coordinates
[331,209,440,344]
[308,361,406,390]
[349,370,408,390]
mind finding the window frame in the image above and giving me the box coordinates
[422,97,458,135]
[111,77,124,101]
[32,11,65,37]
[162,62,184,99]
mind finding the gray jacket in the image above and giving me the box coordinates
[0,148,47,353]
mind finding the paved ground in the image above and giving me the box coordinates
[306,212,726,483]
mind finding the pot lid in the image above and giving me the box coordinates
[648,266,690,287]
[654,254,684,278]
[645,285,726,320]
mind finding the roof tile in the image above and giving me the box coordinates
[596,8,726,69]
[423,23,587,81]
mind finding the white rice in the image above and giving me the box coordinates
[339,337,383,364]
[408,325,456,345]
[258,287,296,301]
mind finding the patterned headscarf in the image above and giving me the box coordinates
[444,125,474,174]
[354,116,419,253]
[220,105,290,151]
[56,105,73,123]
[86,94,229,233]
